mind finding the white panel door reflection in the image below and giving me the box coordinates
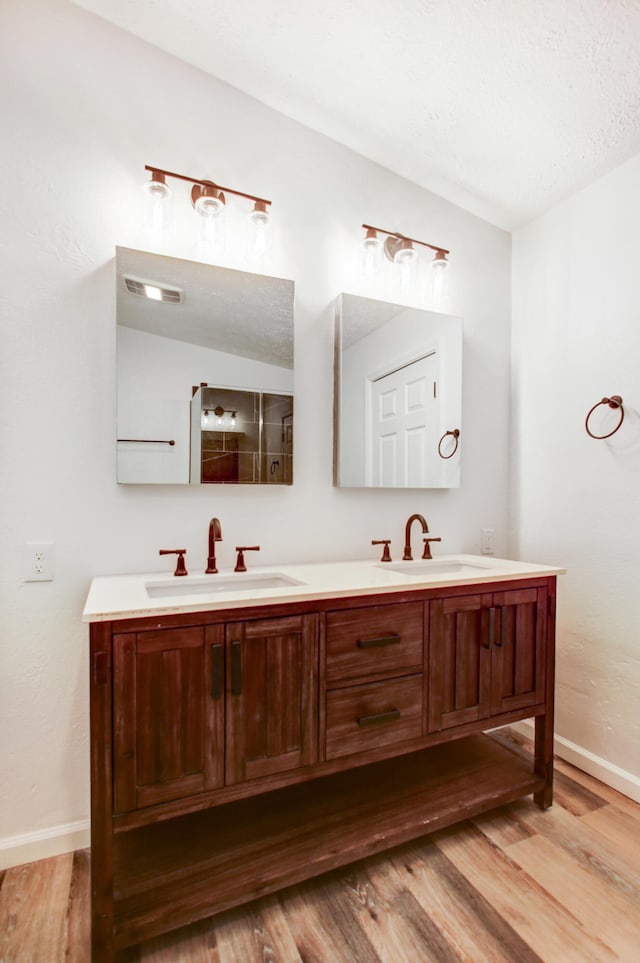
[369,352,438,486]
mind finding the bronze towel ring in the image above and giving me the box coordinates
[585,396,624,439]
[438,428,460,459]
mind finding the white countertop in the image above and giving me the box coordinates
[82,555,565,623]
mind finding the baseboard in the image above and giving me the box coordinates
[512,721,640,804]
[0,819,90,871]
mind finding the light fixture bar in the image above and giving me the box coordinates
[361,223,449,256]
[145,165,271,208]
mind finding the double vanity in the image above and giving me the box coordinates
[84,550,562,961]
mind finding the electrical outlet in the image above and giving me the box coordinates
[481,528,495,556]
[22,541,55,581]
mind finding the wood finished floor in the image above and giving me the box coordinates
[2,735,639,962]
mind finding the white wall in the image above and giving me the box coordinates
[0,0,511,866]
[512,154,640,793]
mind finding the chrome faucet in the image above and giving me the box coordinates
[206,517,223,573]
[403,514,441,560]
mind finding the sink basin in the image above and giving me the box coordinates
[145,572,305,599]
[382,559,492,577]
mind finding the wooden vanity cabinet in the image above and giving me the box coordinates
[428,584,549,733]
[224,614,319,784]
[324,600,425,760]
[90,576,556,962]
[112,624,225,812]
[111,614,318,813]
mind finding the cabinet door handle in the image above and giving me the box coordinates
[494,606,504,647]
[485,606,496,649]
[357,708,401,727]
[231,640,242,696]
[357,633,401,649]
[211,643,223,700]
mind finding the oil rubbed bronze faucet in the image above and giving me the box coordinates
[206,517,223,573]
[403,514,442,560]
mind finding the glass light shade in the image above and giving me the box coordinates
[430,251,449,304]
[194,188,226,255]
[201,409,214,430]
[247,201,273,262]
[393,240,418,292]
[361,229,383,280]
[194,193,225,218]
[141,174,172,236]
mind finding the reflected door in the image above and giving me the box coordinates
[369,352,438,486]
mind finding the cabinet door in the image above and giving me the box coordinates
[225,614,318,785]
[113,624,224,812]
[428,593,493,732]
[490,586,547,715]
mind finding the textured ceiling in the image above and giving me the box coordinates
[117,248,294,368]
[75,0,640,229]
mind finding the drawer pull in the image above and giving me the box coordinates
[356,633,401,649]
[357,708,401,727]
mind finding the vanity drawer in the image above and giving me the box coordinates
[325,674,423,760]
[325,602,423,683]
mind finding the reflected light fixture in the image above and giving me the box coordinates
[142,165,273,261]
[202,406,239,431]
[361,223,450,303]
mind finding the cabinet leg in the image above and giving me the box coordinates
[91,914,115,963]
[533,713,554,809]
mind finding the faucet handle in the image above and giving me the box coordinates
[234,545,260,572]
[159,548,188,576]
[421,537,442,560]
[372,539,392,562]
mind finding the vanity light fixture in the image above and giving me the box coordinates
[361,224,450,303]
[143,165,273,261]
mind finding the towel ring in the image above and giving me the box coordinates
[585,396,624,439]
[438,428,460,459]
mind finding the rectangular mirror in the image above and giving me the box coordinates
[116,248,294,484]
[334,293,462,488]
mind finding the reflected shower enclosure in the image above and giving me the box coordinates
[191,385,293,484]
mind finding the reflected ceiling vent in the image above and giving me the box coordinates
[123,275,183,303]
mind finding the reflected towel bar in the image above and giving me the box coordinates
[117,438,176,445]
[438,428,460,458]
